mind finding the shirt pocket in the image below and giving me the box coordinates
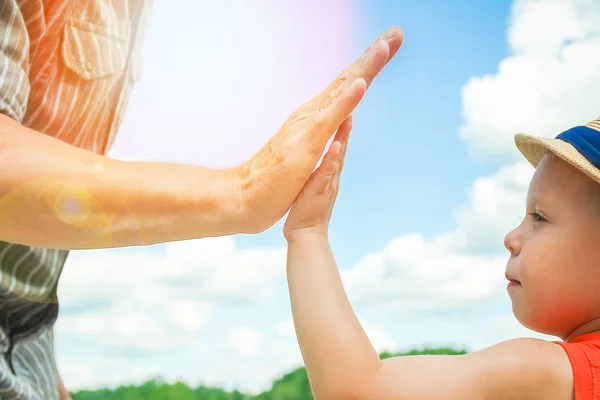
[60,18,129,83]
[56,17,131,152]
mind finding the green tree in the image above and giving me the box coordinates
[71,347,469,400]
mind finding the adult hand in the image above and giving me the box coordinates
[236,26,403,233]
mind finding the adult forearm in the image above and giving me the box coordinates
[0,119,244,249]
[285,232,381,399]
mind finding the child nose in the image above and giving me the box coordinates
[504,227,522,257]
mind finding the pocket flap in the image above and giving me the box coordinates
[61,19,128,80]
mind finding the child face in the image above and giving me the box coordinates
[504,154,600,340]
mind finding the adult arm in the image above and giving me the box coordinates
[0,0,403,249]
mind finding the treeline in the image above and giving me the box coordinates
[71,347,467,400]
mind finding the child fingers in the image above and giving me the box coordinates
[310,78,366,138]
[337,117,352,167]
[310,141,338,194]
[330,117,353,182]
[333,115,352,143]
[324,141,341,176]
[298,140,339,194]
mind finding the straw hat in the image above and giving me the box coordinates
[515,117,600,185]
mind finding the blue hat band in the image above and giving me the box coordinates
[556,125,600,170]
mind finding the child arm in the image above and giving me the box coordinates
[286,233,574,400]
[282,121,574,399]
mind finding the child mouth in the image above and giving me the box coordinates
[505,272,521,287]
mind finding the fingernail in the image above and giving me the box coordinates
[369,32,386,49]
[370,40,386,55]
[384,27,399,40]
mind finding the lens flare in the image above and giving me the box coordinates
[54,186,93,225]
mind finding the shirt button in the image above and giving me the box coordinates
[81,60,93,72]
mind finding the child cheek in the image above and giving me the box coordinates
[512,255,574,335]
[524,276,586,336]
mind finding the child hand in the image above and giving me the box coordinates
[283,116,352,241]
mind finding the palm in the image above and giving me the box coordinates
[284,188,328,234]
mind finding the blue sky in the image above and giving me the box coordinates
[54,0,600,393]
[237,0,514,267]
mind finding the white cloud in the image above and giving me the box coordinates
[459,0,600,161]
[169,300,214,333]
[342,161,530,312]
[58,296,214,353]
[343,241,506,313]
[55,236,294,393]
[360,318,398,353]
[228,326,263,356]
[56,237,285,371]
[276,320,296,337]
[57,357,158,391]
[451,161,533,255]
[59,237,286,308]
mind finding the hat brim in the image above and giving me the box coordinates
[514,132,600,185]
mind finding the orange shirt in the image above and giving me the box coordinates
[555,333,600,400]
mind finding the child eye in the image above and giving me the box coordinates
[528,211,547,222]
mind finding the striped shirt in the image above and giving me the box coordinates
[0,1,151,398]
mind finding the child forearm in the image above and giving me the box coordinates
[285,231,382,399]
